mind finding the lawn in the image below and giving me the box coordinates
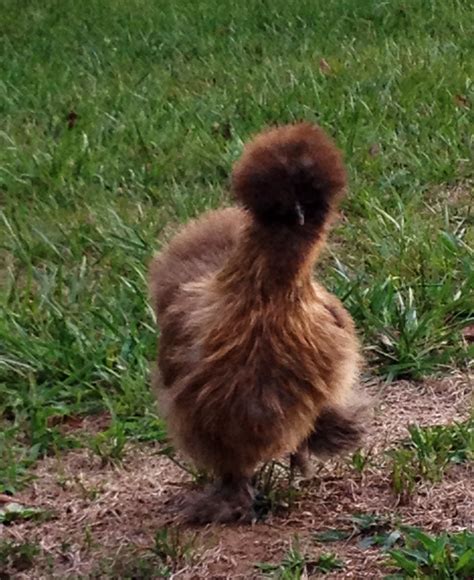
[1,0,473,577]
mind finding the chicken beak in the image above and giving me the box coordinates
[295,201,305,226]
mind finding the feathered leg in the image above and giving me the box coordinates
[182,473,255,524]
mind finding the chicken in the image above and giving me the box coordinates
[149,123,366,523]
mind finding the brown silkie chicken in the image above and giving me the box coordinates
[149,123,366,523]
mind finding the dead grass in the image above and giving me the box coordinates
[428,179,473,207]
[1,373,472,578]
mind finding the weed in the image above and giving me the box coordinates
[91,550,170,579]
[312,552,345,574]
[390,419,473,499]
[88,421,128,466]
[391,448,419,500]
[0,540,39,575]
[313,529,352,543]
[88,527,197,578]
[152,527,198,572]
[351,514,402,550]
[253,461,299,519]
[257,537,344,578]
[119,414,166,442]
[68,476,103,502]
[351,449,372,473]
[386,528,474,579]
[314,512,402,551]
[351,513,392,534]
[157,444,209,484]
[314,522,474,577]
[83,526,96,552]
[0,502,52,525]
[0,428,37,493]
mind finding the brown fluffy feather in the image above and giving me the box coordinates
[149,123,366,523]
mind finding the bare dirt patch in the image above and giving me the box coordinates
[428,179,473,207]
[1,373,472,578]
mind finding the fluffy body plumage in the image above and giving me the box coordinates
[149,123,365,522]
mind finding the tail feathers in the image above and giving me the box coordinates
[232,123,346,230]
[307,401,369,457]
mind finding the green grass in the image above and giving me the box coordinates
[1,0,473,487]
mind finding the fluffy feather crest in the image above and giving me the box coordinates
[232,123,347,228]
